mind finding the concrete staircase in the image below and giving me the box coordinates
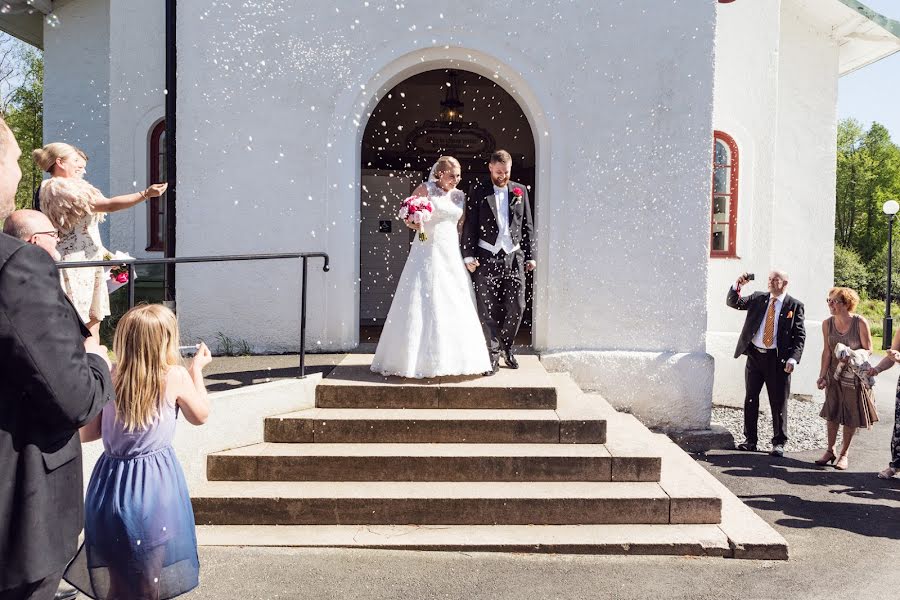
[192,355,786,558]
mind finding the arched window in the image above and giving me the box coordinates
[710,131,739,258]
[147,120,166,251]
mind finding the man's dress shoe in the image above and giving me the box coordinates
[55,584,78,600]
[502,349,519,369]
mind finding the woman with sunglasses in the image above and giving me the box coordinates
[815,287,878,470]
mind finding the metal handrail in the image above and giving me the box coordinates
[58,252,330,377]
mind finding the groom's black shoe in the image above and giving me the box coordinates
[54,584,79,600]
[502,348,519,369]
[483,359,500,376]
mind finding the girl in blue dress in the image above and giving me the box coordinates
[65,304,211,599]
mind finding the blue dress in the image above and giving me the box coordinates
[65,386,199,599]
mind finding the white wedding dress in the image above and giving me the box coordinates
[371,181,491,378]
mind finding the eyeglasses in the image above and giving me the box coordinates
[33,230,59,239]
[826,298,843,305]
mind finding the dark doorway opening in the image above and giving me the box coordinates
[359,69,536,347]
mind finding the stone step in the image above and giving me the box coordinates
[315,354,557,409]
[264,408,605,444]
[196,524,732,557]
[191,481,719,526]
[206,443,659,482]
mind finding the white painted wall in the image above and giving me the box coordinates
[42,0,111,241]
[107,0,166,258]
[709,0,838,408]
[43,0,163,256]
[164,1,722,428]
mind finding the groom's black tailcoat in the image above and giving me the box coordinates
[463,180,535,365]
[0,233,113,591]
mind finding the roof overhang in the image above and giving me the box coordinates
[3,0,900,70]
[0,0,74,49]
[790,0,900,75]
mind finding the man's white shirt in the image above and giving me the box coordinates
[475,185,517,255]
[733,285,796,367]
[463,184,536,267]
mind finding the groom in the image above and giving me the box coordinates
[463,149,536,374]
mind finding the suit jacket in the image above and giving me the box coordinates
[727,286,806,363]
[462,179,535,262]
[0,233,113,589]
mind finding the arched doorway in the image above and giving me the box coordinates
[358,68,537,347]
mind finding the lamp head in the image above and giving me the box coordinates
[884,200,900,216]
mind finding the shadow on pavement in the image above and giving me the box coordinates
[700,451,900,539]
[204,365,336,392]
[740,493,900,539]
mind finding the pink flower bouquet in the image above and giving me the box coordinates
[103,251,136,294]
[398,195,434,242]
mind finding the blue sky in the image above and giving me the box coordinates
[837,0,900,140]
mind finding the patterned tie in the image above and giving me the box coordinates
[763,297,777,347]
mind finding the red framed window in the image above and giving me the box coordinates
[147,120,166,251]
[710,131,739,258]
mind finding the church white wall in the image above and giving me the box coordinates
[107,0,166,258]
[42,0,111,240]
[709,0,783,407]
[166,0,719,429]
[708,0,837,408]
[770,2,838,398]
[165,0,719,429]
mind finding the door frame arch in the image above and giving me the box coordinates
[328,47,554,350]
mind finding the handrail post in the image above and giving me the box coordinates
[127,263,136,309]
[300,256,308,378]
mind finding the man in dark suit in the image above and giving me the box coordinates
[0,118,114,600]
[727,270,806,457]
[462,149,536,374]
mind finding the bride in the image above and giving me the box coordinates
[371,156,491,378]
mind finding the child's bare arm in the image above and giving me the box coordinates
[174,343,212,425]
[79,412,102,442]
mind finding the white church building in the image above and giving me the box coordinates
[2,0,899,432]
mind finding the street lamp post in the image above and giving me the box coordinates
[883,200,900,350]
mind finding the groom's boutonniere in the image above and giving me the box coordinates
[511,187,524,206]
[786,310,794,319]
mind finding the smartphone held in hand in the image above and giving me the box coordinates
[179,344,200,357]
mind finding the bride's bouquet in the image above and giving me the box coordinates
[399,195,433,242]
[103,250,136,294]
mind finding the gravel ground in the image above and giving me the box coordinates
[712,398,831,452]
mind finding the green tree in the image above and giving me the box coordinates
[4,45,42,210]
[833,244,870,292]
[835,119,873,249]
[835,119,900,297]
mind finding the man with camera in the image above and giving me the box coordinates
[727,270,806,457]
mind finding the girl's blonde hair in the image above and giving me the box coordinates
[32,142,87,173]
[112,304,181,431]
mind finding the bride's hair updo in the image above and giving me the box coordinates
[433,156,460,177]
[32,142,87,174]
